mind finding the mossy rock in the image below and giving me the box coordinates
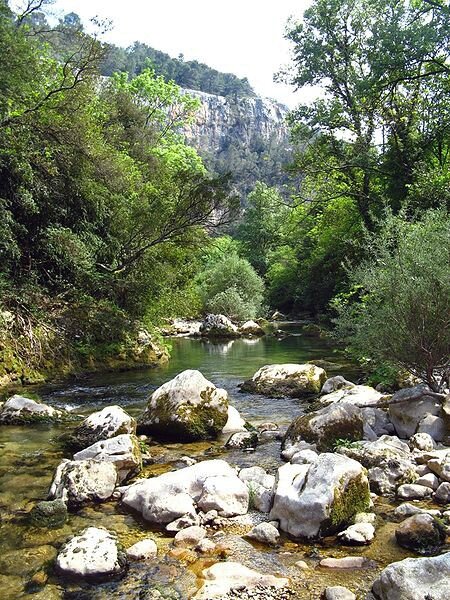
[283,402,363,452]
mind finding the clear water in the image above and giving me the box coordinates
[0,326,417,599]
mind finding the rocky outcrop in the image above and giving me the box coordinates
[371,552,450,600]
[200,314,239,338]
[73,434,142,483]
[283,402,363,452]
[64,405,136,451]
[241,363,327,398]
[48,459,118,508]
[138,370,228,441]
[0,395,67,424]
[55,527,127,580]
[121,459,248,524]
[269,453,370,538]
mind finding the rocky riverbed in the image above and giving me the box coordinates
[0,325,448,599]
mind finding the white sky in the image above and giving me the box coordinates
[42,0,315,107]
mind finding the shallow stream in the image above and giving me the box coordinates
[0,325,423,599]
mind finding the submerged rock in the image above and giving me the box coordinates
[200,314,239,338]
[55,527,127,579]
[371,552,450,600]
[122,459,248,523]
[193,561,289,599]
[64,405,136,451]
[269,453,370,539]
[73,434,142,483]
[283,402,363,452]
[138,369,228,441]
[48,459,117,508]
[240,363,327,398]
[29,499,68,529]
[0,395,67,425]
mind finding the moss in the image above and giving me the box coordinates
[326,473,371,534]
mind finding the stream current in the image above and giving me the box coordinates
[0,325,417,599]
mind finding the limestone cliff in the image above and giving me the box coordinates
[182,89,289,152]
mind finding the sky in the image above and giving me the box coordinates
[42,0,314,107]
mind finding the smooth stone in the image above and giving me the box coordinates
[295,560,309,569]
[414,472,439,491]
[337,522,375,545]
[126,538,157,560]
[417,414,446,442]
[320,556,374,569]
[323,586,356,600]
[291,449,319,464]
[222,405,247,434]
[173,526,207,548]
[246,522,280,545]
[395,514,445,554]
[321,376,355,395]
[435,482,450,504]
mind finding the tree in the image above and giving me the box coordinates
[333,209,450,392]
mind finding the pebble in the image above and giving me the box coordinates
[320,556,376,569]
[294,560,309,569]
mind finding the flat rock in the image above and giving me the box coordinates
[193,561,289,599]
[320,385,382,408]
[397,484,433,500]
[320,556,375,569]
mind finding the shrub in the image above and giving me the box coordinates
[333,208,450,392]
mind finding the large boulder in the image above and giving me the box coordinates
[371,552,450,600]
[283,402,363,452]
[240,363,327,398]
[388,385,445,439]
[239,320,265,337]
[193,562,288,599]
[48,459,118,508]
[0,395,67,424]
[138,370,228,441]
[395,514,446,554]
[122,459,248,524]
[64,406,136,451]
[55,527,127,580]
[73,434,142,483]
[200,314,239,338]
[222,405,247,434]
[269,453,370,539]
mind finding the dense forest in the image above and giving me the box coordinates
[0,0,449,391]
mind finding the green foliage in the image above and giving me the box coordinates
[196,253,265,321]
[333,208,450,392]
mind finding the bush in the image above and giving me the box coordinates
[333,208,450,392]
[196,253,265,321]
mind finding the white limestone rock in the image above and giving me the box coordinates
[56,527,127,579]
[222,405,247,434]
[0,395,64,424]
[138,370,228,441]
[397,484,433,500]
[73,434,142,483]
[173,525,207,548]
[269,453,370,539]
[126,538,157,560]
[371,552,450,600]
[337,522,375,545]
[409,432,435,451]
[48,459,117,508]
[193,561,289,599]
[388,385,443,439]
[241,363,327,398]
[67,405,136,450]
[200,314,239,338]
[320,385,382,408]
[121,459,248,524]
[246,522,280,545]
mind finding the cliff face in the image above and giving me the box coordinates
[182,89,289,152]
[181,89,292,196]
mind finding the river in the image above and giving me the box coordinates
[0,325,412,599]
